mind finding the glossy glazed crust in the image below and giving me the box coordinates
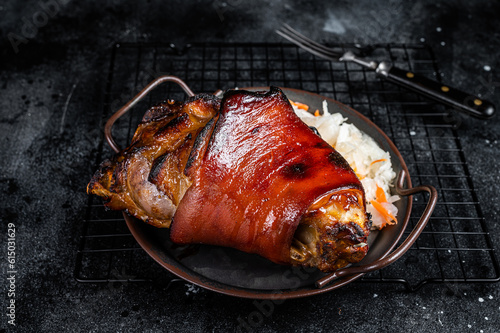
[87,95,220,227]
[171,87,364,264]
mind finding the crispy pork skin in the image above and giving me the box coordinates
[170,87,370,270]
[89,87,370,271]
[87,95,220,228]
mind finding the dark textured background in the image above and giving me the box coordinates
[1,0,499,332]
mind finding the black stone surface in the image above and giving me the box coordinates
[1,0,499,332]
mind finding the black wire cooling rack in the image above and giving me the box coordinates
[75,42,500,291]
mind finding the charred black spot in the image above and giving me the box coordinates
[349,222,366,237]
[326,224,340,236]
[328,151,351,170]
[185,93,221,105]
[251,126,261,134]
[184,116,217,175]
[148,154,168,182]
[282,163,308,179]
[142,101,181,122]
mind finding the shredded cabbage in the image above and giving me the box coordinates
[293,101,399,229]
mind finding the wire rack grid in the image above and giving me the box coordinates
[75,42,500,292]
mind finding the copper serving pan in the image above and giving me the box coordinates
[104,76,437,299]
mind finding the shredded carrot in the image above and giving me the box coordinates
[289,99,309,111]
[375,184,387,203]
[370,158,387,167]
[314,109,320,117]
[370,200,397,227]
[372,184,396,227]
[355,171,365,180]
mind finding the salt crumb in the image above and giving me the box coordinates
[478,297,484,302]
[464,292,467,296]
[488,295,493,299]
[373,294,378,298]
[485,317,489,320]
[420,37,426,42]
[436,27,442,32]
[410,130,416,136]
[448,249,451,253]
[485,139,490,144]
[468,324,471,328]
[423,306,426,309]
[484,65,491,71]
[440,41,446,46]
[185,283,200,296]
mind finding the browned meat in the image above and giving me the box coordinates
[87,94,220,227]
[170,87,370,271]
[88,87,370,272]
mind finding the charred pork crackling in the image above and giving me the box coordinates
[88,87,370,272]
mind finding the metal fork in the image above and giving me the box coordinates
[276,24,377,70]
[276,24,495,119]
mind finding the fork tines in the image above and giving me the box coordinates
[275,24,343,61]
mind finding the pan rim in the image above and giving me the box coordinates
[125,86,413,299]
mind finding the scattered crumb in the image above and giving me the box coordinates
[440,41,446,46]
[409,130,416,136]
[484,65,491,71]
[488,295,493,299]
[185,283,200,296]
[478,297,484,302]
[485,139,490,144]
[423,306,426,310]
[468,324,471,328]
[420,37,426,42]
[436,27,442,32]
[373,294,378,298]
[485,317,489,320]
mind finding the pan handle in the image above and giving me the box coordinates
[104,75,195,153]
[316,169,438,288]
